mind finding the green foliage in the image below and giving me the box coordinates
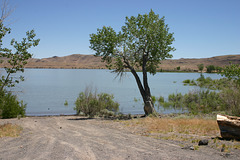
[183,79,196,86]
[197,64,204,73]
[74,87,119,118]
[221,63,240,84]
[219,84,240,116]
[158,90,222,115]
[206,65,216,73]
[176,64,240,116]
[176,66,180,71]
[0,28,40,91]
[99,109,115,117]
[183,75,229,90]
[183,90,222,114]
[160,78,240,116]
[151,96,156,104]
[215,66,223,72]
[89,9,175,75]
[168,93,184,108]
[158,96,165,103]
[183,79,190,84]
[0,90,26,119]
[64,100,68,106]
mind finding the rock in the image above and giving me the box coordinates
[182,145,194,150]
[198,139,208,146]
[189,146,195,150]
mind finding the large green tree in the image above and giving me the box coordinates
[90,10,175,115]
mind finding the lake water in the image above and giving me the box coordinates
[8,69,222,116]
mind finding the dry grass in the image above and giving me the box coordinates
[0,123,22,138]
[122,116,220,137]
[120,116,240,152]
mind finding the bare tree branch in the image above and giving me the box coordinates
[0,0,14,23]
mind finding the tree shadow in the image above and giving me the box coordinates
[213,136,240,142]
[67,117,94,121]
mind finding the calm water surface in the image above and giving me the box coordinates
[11,69,222,116]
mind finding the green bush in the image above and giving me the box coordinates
[206,65,216,73]
[220,85,240,116]
[182,90,222,114]
[184,75,229,90]
[183,79,191,84]
[159,87,240,116]
[151,96,157,104]
[0,91,26,119]
[158,90,223,115]
[74,88,119,117]
[158,96,165,103]
[168,93,183,108]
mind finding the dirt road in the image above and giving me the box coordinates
[0,116,238,160]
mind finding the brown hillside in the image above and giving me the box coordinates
[1,54,240,71]
[160,54,240,71]
[26,54,106,69]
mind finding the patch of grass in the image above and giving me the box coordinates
[0,123,22,138]
[119,116,240,152]
[194,145,199,150]
[122,117,219,137]
[146,117,218,136]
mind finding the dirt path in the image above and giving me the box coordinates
[0,116,239,160]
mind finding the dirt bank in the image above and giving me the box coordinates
[0,116,239,160]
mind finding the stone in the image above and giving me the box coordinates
[198,139,208,146]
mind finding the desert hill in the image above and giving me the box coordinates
[26,54,106,69]
[1,54,240,71]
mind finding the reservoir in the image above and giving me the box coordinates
[8,69,222,116]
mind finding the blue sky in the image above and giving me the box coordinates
[3,0,240,59]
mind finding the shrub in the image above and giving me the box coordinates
[221,63,240,84]
[151,96,157,104]
[197,64,204,73]
[220,84,240,116]
[183,90,222,114]
[158,96,165,103]
[168,93,183,106]
[206,65,215,73]
[159,90,223,115]
[74,87,119,117]
[0,91,26,119]
[183,79,191,84]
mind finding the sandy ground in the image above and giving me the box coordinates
[0,116,239,160]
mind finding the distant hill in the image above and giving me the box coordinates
[25,54,106,69]
[1,54,240,71]
[160,54,240,71]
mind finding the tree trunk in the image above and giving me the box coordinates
[124,57,157,116]
[143,96,156,115]
[142,54,157,115]
[129,66,157,115]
